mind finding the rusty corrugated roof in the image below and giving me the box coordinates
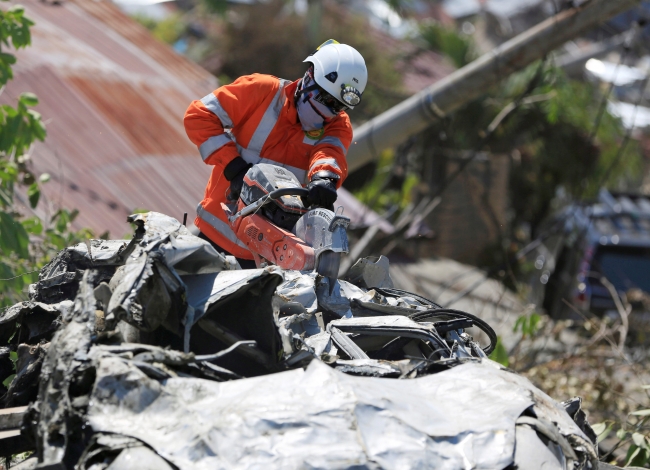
[5,0,218,236]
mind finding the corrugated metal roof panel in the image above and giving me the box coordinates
[70,0,215,93]
[66,76,194,156]
[15,0,160,77]
[5,0,215,236]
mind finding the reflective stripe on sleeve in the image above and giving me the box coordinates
[238,145,262,165]
[199,134,233,161]
[229,79,308,184]
[246,79,291,154]
[309,157,341,173]
[196,203,249,250]
[201,93,233,128]
[316,136,348,153]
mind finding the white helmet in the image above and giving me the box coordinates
[303,40,368,109]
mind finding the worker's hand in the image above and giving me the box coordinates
[306,177,337,208]
[225,157,252,201]
[227,170,248,201]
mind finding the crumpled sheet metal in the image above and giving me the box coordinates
[29,239,133,303]
[70,239,135,264]
[78,433,174,470]
[344,255,394,289]
[0,301,73,326]
[274,270,318,314]
[127,212,238,276]
[316,276,434,318]
[183,267,283,323]
[36,271,98,467]
[107,212,238,333]
[85,358,591,470]
[329,315,437,330]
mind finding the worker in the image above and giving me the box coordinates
[184,39,367,268]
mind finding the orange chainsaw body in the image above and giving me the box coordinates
[224,201,315,271]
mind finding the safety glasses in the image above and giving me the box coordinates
[314,87,349,113]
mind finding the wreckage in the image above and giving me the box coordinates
[0,212,600,469]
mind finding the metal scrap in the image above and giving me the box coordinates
[344,255,394,289]
[0,212,601,468]
[81,359,594,469]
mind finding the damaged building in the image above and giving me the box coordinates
[0,212,601,469]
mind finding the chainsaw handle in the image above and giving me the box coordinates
[268,187,310,200]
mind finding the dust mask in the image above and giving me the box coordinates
[295,69,337,132]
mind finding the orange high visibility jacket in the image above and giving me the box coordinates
[184,73,352,259]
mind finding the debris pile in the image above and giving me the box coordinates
[0,213,599,469]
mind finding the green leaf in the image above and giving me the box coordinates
[45,229,66,250]
[625,445,642,467]
[21,216,42,235]
[38,173,50,183]
[0,210,30,258]
[488,337,509,367]
[631,409,650,417]
[0,52,17,66]
[625,443,649,467]
[18,92,38,107]
[27,182,39,208]
[8,5,26,14]
[591,422,606,434]
[592,422,612,443]
[631,432,647,448]
[2,374,15,389]
[616,428,627,440]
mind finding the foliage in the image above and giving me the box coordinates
[488,337,509,367]
[509,289,650,466]
[132,13,186,45]
[211,0,404,122]
[201,0,228,16]
[352,147,420,212]
[513,312,541,339]
[357,57,641,267]
[418,20,476,68]
[0,3,95,309]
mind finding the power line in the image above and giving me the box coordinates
[0,269,39,281]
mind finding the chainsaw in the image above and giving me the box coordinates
[222,163,350,277]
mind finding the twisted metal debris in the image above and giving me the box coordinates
[0,212,599,469]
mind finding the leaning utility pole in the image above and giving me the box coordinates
[346,0,642,173]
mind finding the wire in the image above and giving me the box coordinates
[0,269,40,281]
[408,308,498,355]
[428,58,549,204]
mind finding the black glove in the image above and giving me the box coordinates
[306,176,337,208]
[224,157,252,201]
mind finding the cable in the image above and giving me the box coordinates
[408,308,498,355]
[0,269,40,281]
